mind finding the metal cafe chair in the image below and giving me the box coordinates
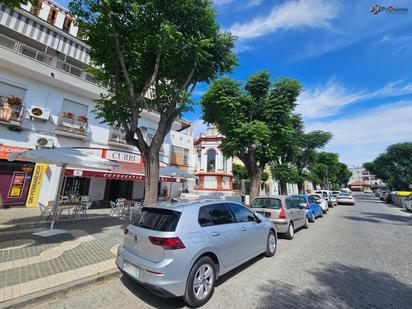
[35,202,54,225]
[109,201,117,216]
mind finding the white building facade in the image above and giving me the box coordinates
[0,1,193,207]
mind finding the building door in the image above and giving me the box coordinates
[105,180,133,201]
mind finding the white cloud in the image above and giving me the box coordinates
[297,78,412,119]
[192,118,209,138]
[214,0,233,6]
[306,101,412,165]
[214,0,262,8]
[230,0,339,40]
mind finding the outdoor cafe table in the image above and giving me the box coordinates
[57,200,81,221]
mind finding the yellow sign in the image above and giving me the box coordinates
[26,164,48,208]
[10,186,22,197]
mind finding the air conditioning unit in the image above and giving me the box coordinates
[33,134,54,149]
[27,105,51,121]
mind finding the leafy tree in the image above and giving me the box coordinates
[70,0,237,204]
[295,130,332,192]
[336,162,352,188]
[363,142,412,190]
[311,152,351,189]
[201,71,301,202]
[270,114,331,194]
[232,163,248,182]
[1,0,32,8]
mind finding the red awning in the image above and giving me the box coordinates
[65,169,184,183]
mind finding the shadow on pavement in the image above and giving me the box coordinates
[0,216,126,250]
[119,254,264,308]
[120,275,186,308]
[257,263,412,308]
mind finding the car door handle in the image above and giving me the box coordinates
[211,232,220,237]
[241,227,247,231]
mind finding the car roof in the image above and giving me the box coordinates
[254,195,289,201]
[142,199,243,212]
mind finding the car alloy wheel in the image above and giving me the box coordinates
[265,230,277,257]
[193,263,214,300]
[285,223,294,240]
[304,217,309,229]
[311,213,315,222]
[184,256,216,307]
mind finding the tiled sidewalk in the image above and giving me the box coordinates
[0,208,126,304]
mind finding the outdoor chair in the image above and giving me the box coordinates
[72,200,91,222]
[109,201,117,216]
[35,202,54,225]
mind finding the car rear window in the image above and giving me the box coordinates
[133,208,181,232]
[251,198,281,209]
[292,196,306,204]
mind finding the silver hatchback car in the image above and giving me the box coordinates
[250,196,308,240]
[116,200,277,307]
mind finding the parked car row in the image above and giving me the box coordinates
[376,189,412,211]
[115,191,354,307]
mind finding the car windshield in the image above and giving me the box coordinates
[251,198,281,209]
[340,192,351,196]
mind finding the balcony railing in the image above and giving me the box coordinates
[0,34,96,84]
[108,127,128,146]
[0,100,24,128]
[55,112,88,139]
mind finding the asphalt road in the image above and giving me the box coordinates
[33,194,412,309]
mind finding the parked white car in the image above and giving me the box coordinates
[337,192,355,205]
[363,188,373,194]
[315,190,337,208]
[311,194,329,213]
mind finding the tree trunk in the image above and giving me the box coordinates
[142,150,160,205]
[280,181,288,195]
[298,181,305,194]
[249,169,262,204]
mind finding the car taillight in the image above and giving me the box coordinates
[279,207,286,219]
[148,236,185,250]
[306,202,310,210]
[124,227,129,235]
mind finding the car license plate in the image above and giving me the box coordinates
[123,261,139,278]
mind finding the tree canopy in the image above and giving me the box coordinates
[70,0,237,204]
[201,71,301,202]
[363,142,412,190]
[311,152,351,190]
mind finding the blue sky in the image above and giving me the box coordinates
[57,0,412,166]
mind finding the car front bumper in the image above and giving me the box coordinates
[116,244,189,297]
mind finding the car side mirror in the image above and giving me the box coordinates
[254,214,262,224]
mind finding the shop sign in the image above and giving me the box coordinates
[0,145,30,160]
[73,170,83,177]
[26,164,47,208]
[8,171,26,198]
[104,150,143,164]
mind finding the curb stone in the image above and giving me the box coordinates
[0,268,121,309]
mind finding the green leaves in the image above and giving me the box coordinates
[363,142,412,190]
